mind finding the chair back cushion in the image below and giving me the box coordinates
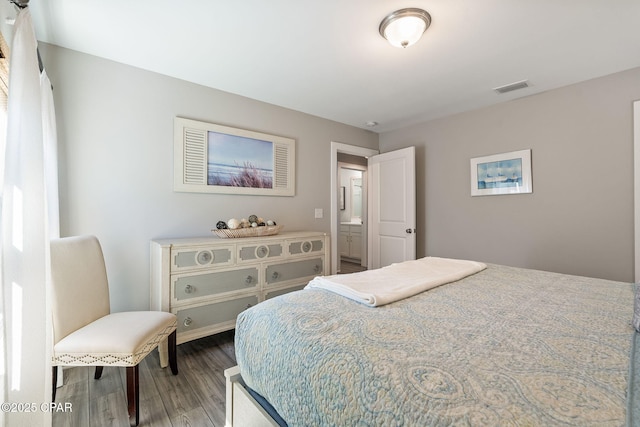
[50,235,111,344]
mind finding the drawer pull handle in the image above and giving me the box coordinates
[313,264,321,273]
[271,271,280,280]
[245,275,253,284]
[302,242,312,252]
[184,284,194,294]
[196,250,213,265]
[257,246,269,258]
[183,317,193,327]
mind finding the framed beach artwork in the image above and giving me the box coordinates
[470,149,532,196]
[173,117,295,196]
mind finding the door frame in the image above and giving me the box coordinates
[331,142,378,275]
[634,100,640,281]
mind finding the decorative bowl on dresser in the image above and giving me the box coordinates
[150,231,329,366]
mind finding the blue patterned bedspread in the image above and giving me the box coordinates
[235,264,637,426]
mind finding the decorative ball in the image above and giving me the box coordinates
[258,222,266,226]
[251,222,258,228]
[227,218,240,229]
[248,214,258,223]
[266,220,275,226]
[257,217,265,224]
[240,218,250,228]
[216,221,228,229]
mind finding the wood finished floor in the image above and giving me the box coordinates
[52,330,236,427]
[54,266,365,427]
[339,260,367,274]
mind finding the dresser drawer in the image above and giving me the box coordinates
[173,267,259,302]
[265,257,323,286]
[171,246,234,272]
[287,238,325,257]
[151,232,329,353]
[175,295,258,334]
[237,242,284,263]
[264,284,306,300]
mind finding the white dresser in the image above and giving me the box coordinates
[150,231,329,364]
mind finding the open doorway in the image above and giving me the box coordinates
[338,159,367,274]
[330,142,378,274]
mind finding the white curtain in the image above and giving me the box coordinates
[41,70,59,239]
[0,7,59,427]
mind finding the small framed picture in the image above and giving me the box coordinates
[470,149,532,196]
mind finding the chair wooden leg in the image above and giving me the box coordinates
[168,330,178,375]
[94,366,104,379]
[126,365,139,426]
[52,367,58,402]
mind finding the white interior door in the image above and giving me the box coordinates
[368,146,416,269]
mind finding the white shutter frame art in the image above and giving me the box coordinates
[173,117,295,196]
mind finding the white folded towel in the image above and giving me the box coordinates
[305,256,486,307]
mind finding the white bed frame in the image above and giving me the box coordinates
[224,365,280,427]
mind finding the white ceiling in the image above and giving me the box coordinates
[26,0,640,133]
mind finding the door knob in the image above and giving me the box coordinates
[406,228,413,234]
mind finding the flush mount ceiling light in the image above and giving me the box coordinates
[379,8,431,48]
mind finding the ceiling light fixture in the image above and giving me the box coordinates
[379,8,431,48]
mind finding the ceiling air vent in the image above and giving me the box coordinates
[493,80,529,94]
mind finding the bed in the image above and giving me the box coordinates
[225,258,639,426]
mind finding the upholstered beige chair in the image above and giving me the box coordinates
[50,235,178,426]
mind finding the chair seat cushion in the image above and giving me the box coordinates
[53,311,177,366]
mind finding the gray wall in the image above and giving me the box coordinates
[40,43,378,311]
[40,41,640,314]
[380,67,640,282]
